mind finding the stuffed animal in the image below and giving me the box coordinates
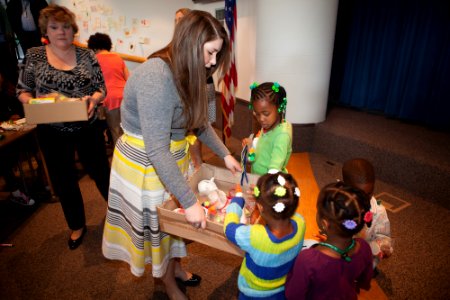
[198,179,248,224]
[197,177,229,210]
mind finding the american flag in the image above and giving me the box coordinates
[221,0,237,139]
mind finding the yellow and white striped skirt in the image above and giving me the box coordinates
[102,133,189,277]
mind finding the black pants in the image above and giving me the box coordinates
[37,122,110,230]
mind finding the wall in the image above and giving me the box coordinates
[53,0,228,68]
[52,0,337,126]
[252,0,338,124]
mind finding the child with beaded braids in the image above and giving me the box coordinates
[243,82,292,175]
[224,172,306,299]
[285,181,373,299]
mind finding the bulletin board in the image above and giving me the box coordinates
[56,0,203,59]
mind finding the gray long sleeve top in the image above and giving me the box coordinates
[120,58,230,209]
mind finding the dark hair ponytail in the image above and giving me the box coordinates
[317,181,371,238]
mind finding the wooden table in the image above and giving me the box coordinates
[0,125,55,198]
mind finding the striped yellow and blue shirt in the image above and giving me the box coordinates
[224,197,306,299]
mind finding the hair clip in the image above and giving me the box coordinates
[274,186,286,197]
[364,211,373,223]
[272,82,280,93]
[294,187,300,197]
[249,82,259,90]
[248,103,253,110]
[278,97,287,113]
[277,175,286,186]
[273,202,285,213]
[253,186,260,197]
[342,219,358,230]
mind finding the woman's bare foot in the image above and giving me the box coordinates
[174,259,192,281]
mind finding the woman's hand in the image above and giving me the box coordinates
[224,154,242,174]
[81,95,96,118]
[82,91,104,118]
[184,201,206,229]
[18,92,34,104]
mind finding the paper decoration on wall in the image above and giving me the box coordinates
[129,42,135,53]
[141,19,150,27]
[118,16,126,28]
[107,17,118,31]
[103,6,113,15]
[70,1,152,57]
[138,37,149,44]
[94,17,101,30]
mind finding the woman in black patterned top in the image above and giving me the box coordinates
[17,4,110,250]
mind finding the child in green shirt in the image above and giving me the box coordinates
[244,82,292,175]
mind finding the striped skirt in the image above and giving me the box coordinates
[102,133,189,277]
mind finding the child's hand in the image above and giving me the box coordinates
[242,138,250,148]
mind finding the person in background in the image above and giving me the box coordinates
[87,32,129,146]
[174,7,190,24]
[342,158,393,271]
[0,67,34,206]
[16,4,110,250]
[285,182,373,299]
[243,82,292,175]
[173,7,217,172]
[6,0,47,54]
[224,172,305,299]
[102,10,241,300]
[0,2,18,84]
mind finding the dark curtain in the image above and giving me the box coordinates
[329,0,450,129]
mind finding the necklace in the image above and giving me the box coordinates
[317,239,356,262]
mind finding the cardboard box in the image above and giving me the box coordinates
[24,100,88,124]
[157,163,260,257]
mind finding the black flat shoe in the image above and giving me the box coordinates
[178,273,202,287]
[68,226,87,250]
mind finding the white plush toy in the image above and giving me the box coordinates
[198,177,228,209]
[198,177,248,224]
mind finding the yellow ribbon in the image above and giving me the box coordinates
[185,134,197,153]
[121,134,145,148]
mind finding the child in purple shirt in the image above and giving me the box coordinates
[285,182,373,299]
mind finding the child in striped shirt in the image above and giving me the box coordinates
[224,172,305,299]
